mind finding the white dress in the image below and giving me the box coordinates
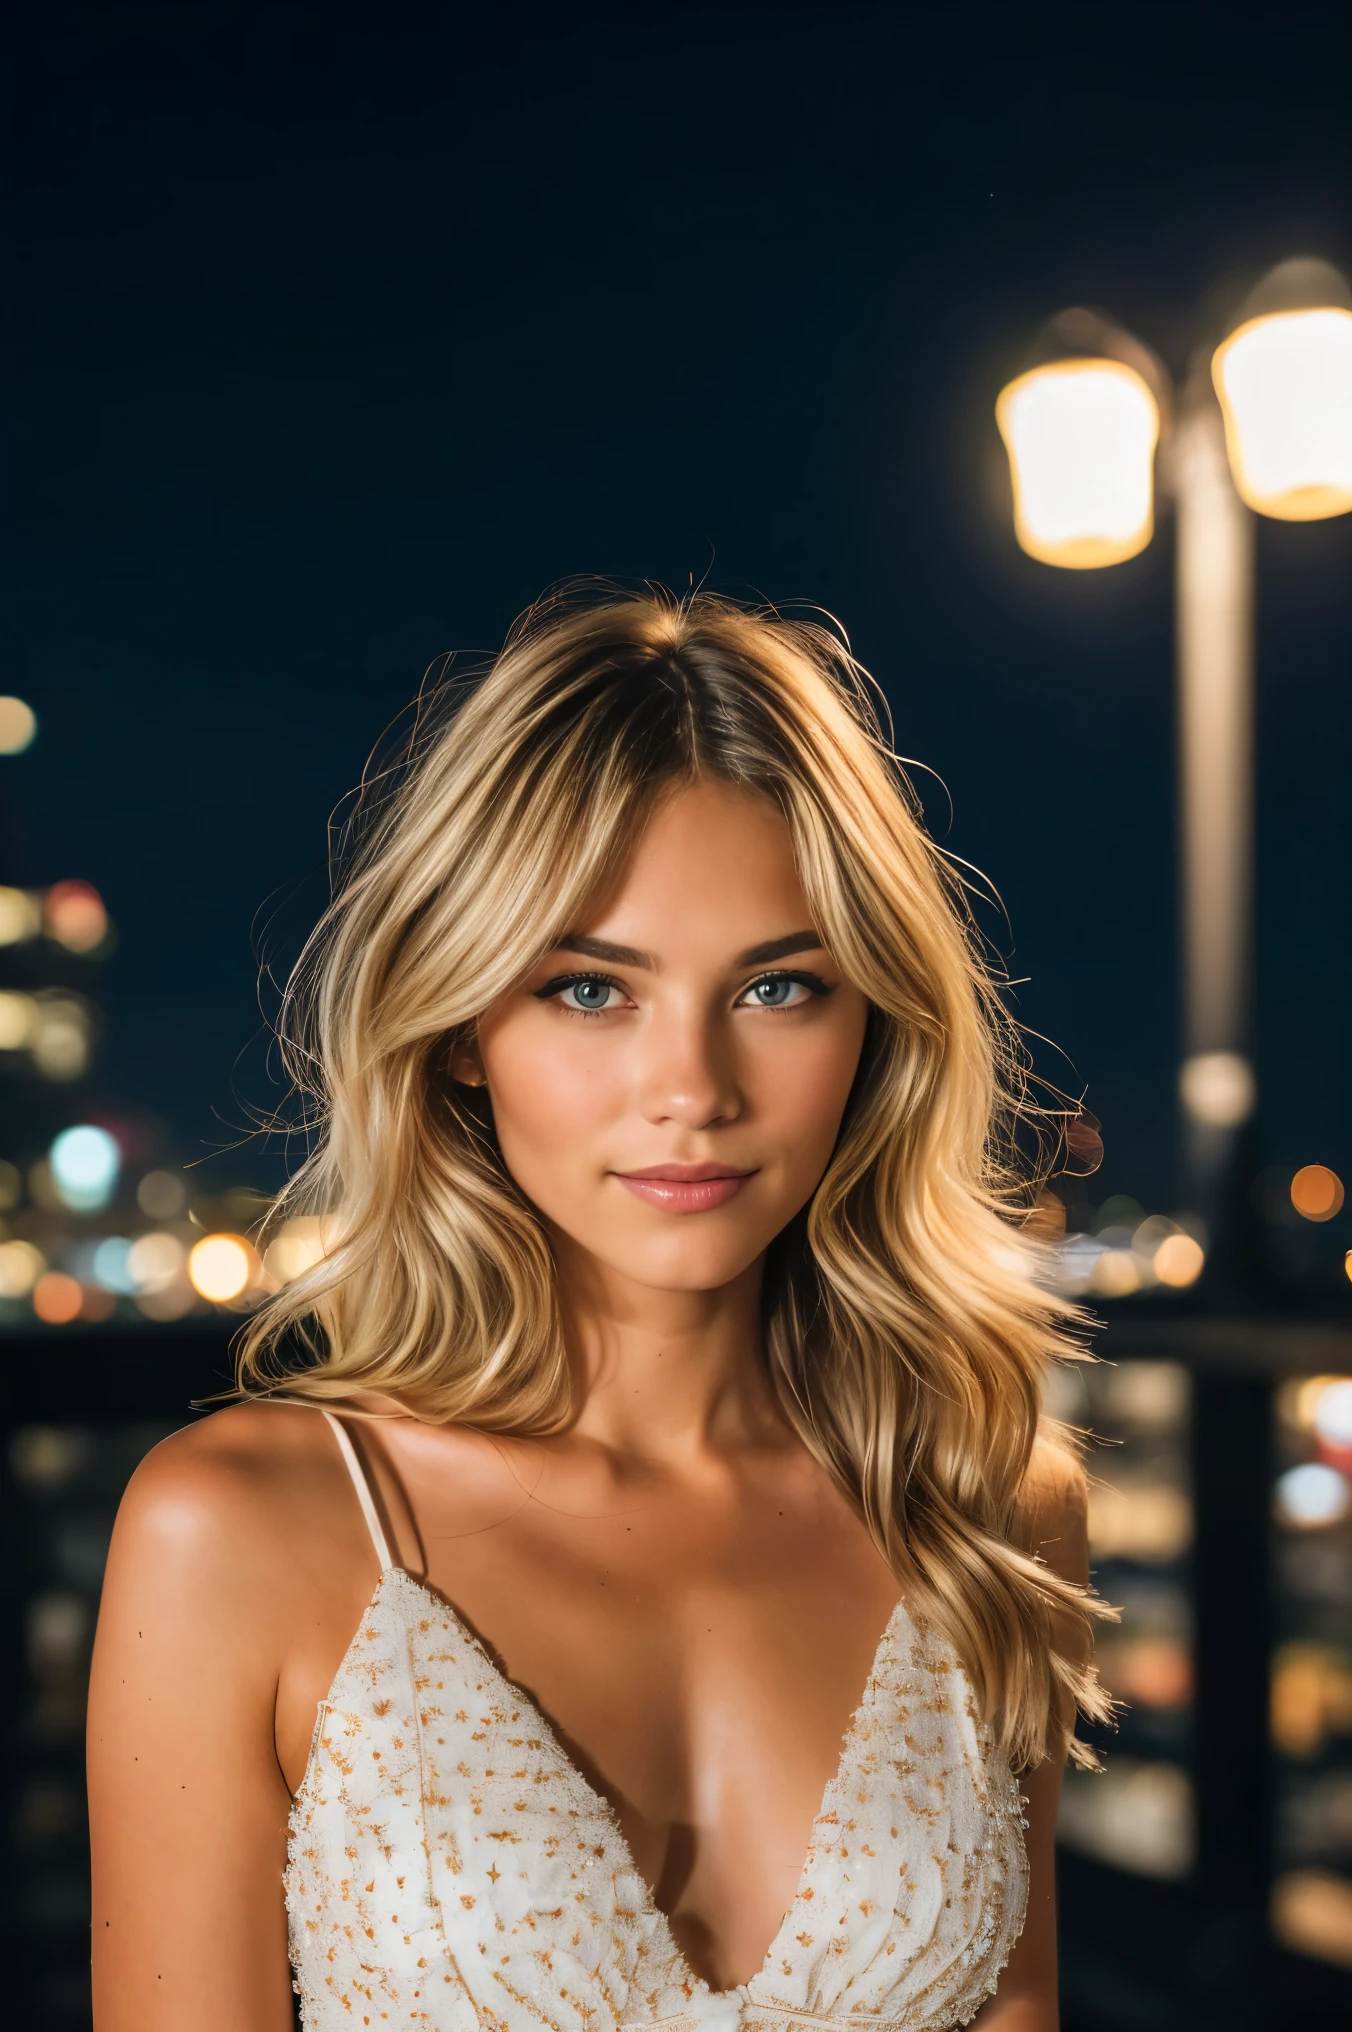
[286,1414,1028,2032]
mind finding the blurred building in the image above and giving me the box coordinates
[0,692,282,1330]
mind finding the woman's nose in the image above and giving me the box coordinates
[635,1003,742,1130]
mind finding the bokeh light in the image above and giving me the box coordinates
[1179,1050,1256,1128]
[1132,1214,1178,1256]
[49,1125,121,1212]
[0,1159,22,1210]
[1278,1375,1351,1432]
[127,1232,187,1292]
[0,991,38,1050]
[1275,1461,1352,1530]
[0,887,42,945]
[1154,1233,1205,1288]
[0,696,37,754]
[1272,1867,1352,1968]
[135,1281,197,1322]
[1101,1361,1190,1429]
[1312,1380,1352,1450]
[31,994,93,1082]
[1213,306,1352,520]
[137,1170,187,1219]
[1290,1164,1345,1222]
[32,1271,84,1325]
[1054,1212,1207,1298]
[1100,1637,1192,1710]
[0,1239,45,1298]
[91,1237,137,1294]
[187,1232,255,1303]
[1086,1481,1193,1563]
[1271,1643,1352,1758]
[263,1214,339,1284]
[995,358,1159,568]
[44,880,109,953]
[1092,1249,1141,1297]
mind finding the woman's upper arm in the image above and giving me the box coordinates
[973,1441,1091,2032]
[87,1422,298,2032]
[1016,1436,1090,1591]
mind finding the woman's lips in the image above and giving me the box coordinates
[612,1165,757,1213]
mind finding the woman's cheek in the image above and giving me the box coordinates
[487,1028,620,1186]
[755,1031,860,1153]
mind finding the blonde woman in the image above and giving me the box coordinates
[88,588,1107,2032]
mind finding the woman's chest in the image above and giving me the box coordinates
[428,1564,902,1989]
[286,1576,1028,2032]
[284,1446,897,1830]
[410,1486,899,1843]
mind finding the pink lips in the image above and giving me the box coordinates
[613,1162,757,1213]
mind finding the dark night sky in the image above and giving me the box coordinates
[9,2,1352,1219]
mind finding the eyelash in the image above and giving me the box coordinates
[533,969,834,1019]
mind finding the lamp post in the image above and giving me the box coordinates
[996,265,1352,1979]
[996,258,1352,1269]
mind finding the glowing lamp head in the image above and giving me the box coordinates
[1212,259,1352,520]
[996,357,1160,568]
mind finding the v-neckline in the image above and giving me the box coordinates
[352,1565,908,2007]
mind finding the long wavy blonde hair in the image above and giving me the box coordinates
[240,583,1110,1770]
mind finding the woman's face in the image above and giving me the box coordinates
[458,781,871,1297]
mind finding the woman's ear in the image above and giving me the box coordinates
[448,1034,488,1088]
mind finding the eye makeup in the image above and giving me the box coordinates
[531,967,836,1017]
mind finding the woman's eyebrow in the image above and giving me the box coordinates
[554,934,653,967]
[735,930,826,966]
[552,929,825,970]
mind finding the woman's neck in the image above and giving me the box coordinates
[549,1235,784,1463]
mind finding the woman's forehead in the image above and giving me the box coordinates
[571,784,810,944]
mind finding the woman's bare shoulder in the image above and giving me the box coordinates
[1014,1430,1089,1583]
[111,1400,362,1599]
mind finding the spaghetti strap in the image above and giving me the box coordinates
[321,1409,395,1573]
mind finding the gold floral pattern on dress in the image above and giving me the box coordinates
[286,1571,1027,2032]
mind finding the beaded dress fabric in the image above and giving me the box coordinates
[285,1419,1028,2032]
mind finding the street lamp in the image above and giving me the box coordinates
[996,362,1160,568]
[996,308,1167,569]
[995,259,1352,1255]
[1213,258,1352,521]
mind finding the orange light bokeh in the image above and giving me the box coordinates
[45,880,109,953]
[1101,1637,1193,1710]
[32,1271,83,1324]
[1154,1233,1206,1288]
[1291,1165,1345,1223]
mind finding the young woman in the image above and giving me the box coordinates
[88,588,1107,2032]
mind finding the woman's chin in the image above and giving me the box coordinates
[575,1233,768,1298]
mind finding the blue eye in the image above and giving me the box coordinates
[748,977,800,1008]
[740,972,828,1010]
[533,972,624,1014]
[561,977,615,1012]
[534,967,831,1016]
